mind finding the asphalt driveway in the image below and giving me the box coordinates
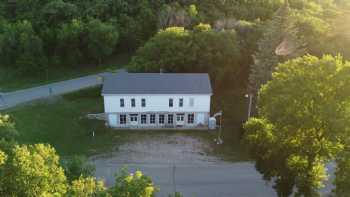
[0,72,112,110]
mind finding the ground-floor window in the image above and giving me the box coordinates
[150,114,156,124]
[159,114,165,124]
[188,114,194,124]
[120,114,126,124]
[168,114,174,124]
[141,114,147,124]
[130,114,138,122]
[177,114,184,122]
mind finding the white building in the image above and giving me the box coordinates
[102,71,213,129]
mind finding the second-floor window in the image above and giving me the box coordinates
[169,98,173,107]
[141,98,146,107]
[131,98,136,107]
[120,99,124,107]
[179,98,183,107]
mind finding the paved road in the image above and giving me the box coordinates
[0,72,112,110]
[92,160,335,197]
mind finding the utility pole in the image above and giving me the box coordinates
[245,94,253,120]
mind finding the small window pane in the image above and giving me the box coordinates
[120,114,126,124]
[120,99,125,107]
[169,99,173,107]
[141,99,146,107]
[179,98,183,107]
[141,114,147,124]
[150,114,155,124]
[159,115,165,124]
[131,98,136,107]
[168,114,174,124]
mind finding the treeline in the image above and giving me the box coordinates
[128,0,350,90]
[0,0,161,74]
[1,0,349,78]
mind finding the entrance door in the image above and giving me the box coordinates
[176,114,185,126]
[130,114,138,126]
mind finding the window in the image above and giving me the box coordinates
[189,98,194,107]
[120,114,126,124]
[141,114,147,124]
[177,114,184,121]
[120,99,125,107]
[179,98,183,107]
[159,115,165,124]
[188,114,194,124]
[131,98,136,107]
[168,114,174,124]
[141,98,146,107]
[150,114,156,124]
[130,114,138,122]
[169,98,173,107]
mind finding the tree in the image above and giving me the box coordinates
[244,55,350,196]
[128,25,240,87]
[111,168,158,197]
[0,114,18,152]
[0,20,47,75]
[3,144,68,196]
[69,176,109,197]
[86,18,119,64]
[249,1,304,93]
[62,155,95,182]
[57,18,85,65]
[334,150,350,197]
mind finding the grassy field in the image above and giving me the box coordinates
[2,87,249,161]
[0,53,131,92]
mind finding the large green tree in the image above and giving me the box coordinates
[244,55,350,196]
[128,24,240,86]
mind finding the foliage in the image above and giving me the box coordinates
[249,1,304,93]
[69,176,110,197]
[86,18,119,64]
[128,25,241,87]
[0,20,47,75]
[244,55,350,196]
[0,114,18,152]
[62,155,95,183]
[334,149,350,197]
[111,168,158,197]
[2,144,68,196]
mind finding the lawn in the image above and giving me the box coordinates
[3,87,249,161]
[0,53,131,92]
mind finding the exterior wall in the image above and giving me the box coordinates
[103,94,211,129]
[106,112,209,129]
[103,94,211,113]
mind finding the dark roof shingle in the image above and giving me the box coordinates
[102,72,212,95]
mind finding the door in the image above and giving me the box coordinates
[130,114,138,126]
[108,114,117,127]
[196,113,205,125]
[176,114,185,126]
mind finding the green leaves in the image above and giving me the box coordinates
[245,55,350,196]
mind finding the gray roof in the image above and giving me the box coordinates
[102,72,212,95]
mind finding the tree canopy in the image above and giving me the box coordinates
[244,55,350,196]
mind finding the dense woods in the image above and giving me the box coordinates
[0,0,349,80]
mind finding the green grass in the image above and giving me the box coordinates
[0,53,131,92]
[3,87,249,161]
